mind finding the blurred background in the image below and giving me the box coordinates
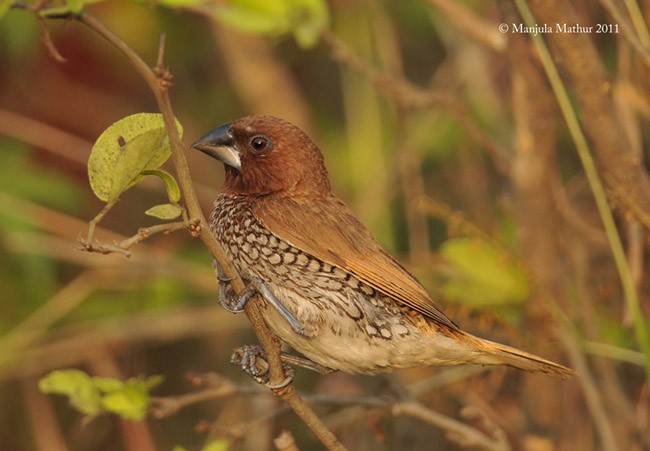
[1,0,649,450]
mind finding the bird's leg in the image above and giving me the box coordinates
[277,352,337,375]
[247,277,305,336]
[231,345,336,388]
[215,262,305,336]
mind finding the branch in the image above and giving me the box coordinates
[426,0,506,51]
[38,10,345,450]
[81,219,192,256]
[597,0,650,68]
[151,371,509,451]
[393,402,509,451]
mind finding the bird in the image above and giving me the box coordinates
[192,115,574,380]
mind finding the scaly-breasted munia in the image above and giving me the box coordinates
[193,115,573,379]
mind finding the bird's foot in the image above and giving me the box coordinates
[216,264,244,312]
[231,345,295,388]
[217,271,305,336]
[231,345,336,387]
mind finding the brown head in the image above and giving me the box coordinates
[192,115,331,197]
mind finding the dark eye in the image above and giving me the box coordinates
[249,134,272,154]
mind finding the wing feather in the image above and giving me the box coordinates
[252,195,459,330]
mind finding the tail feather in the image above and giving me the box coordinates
[464,333,575,379]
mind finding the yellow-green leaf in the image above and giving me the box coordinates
[101,382,150,421]
[0,0,12,21]
[439,238,529,307]
[291,0,329,48]
[214,4,290,36]
[141,169,181,202]
[40,371,163,420]
[145,203,183,220]
[143,375,165,390]
[38,0,106,17]
[157,0,204,6]
[203,439,231,451]
[93,377,125,393]
[212,0,329,47]
[39,370,102,416]
[88,113,183,202]
[66,0,84,13]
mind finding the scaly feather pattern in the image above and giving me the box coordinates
[194,115,575,379]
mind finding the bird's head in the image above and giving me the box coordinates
[192,115,331,197]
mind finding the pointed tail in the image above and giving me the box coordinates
[463,333,575,379]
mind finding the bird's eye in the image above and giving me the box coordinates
[249,134,272,154]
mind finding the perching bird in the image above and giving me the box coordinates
[193,115,574,380]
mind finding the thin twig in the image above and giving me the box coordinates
[83,200,116,248]
[151,371,511,449]
[112,220,192,253]
[559,331,619,451]
[82,220,192,255]
[426,0,506,51]
[598,0,650,68]
[393,401,509,451]
[39,17,67,62]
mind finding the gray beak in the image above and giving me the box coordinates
[191,123,241,170]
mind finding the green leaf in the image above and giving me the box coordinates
[203,439,231,451]
[291,0,329,48]
[92,377,125,393]
[88,113,183,202]
[145,203,183,220]
[439,238,529,307]
[39,370,102,416]
[157,0,207,6]
[38,0,105,17]
[39,370,90,395]
[214,1,290,36]
[39,371,164,420]
[0,0,12,21]
[212,0,329,48]
[66,0,84,13]
[141,169,181,202]
[143,374,165,390]
[101,380,151,421]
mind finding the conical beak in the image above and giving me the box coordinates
[191,123,241,170]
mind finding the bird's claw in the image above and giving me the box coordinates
[218,287,254,313]
[217,273,236,283]
[231,345,295,388]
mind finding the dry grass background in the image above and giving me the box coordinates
[0,0,649,450]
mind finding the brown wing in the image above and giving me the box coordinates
[252,195,459,330]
